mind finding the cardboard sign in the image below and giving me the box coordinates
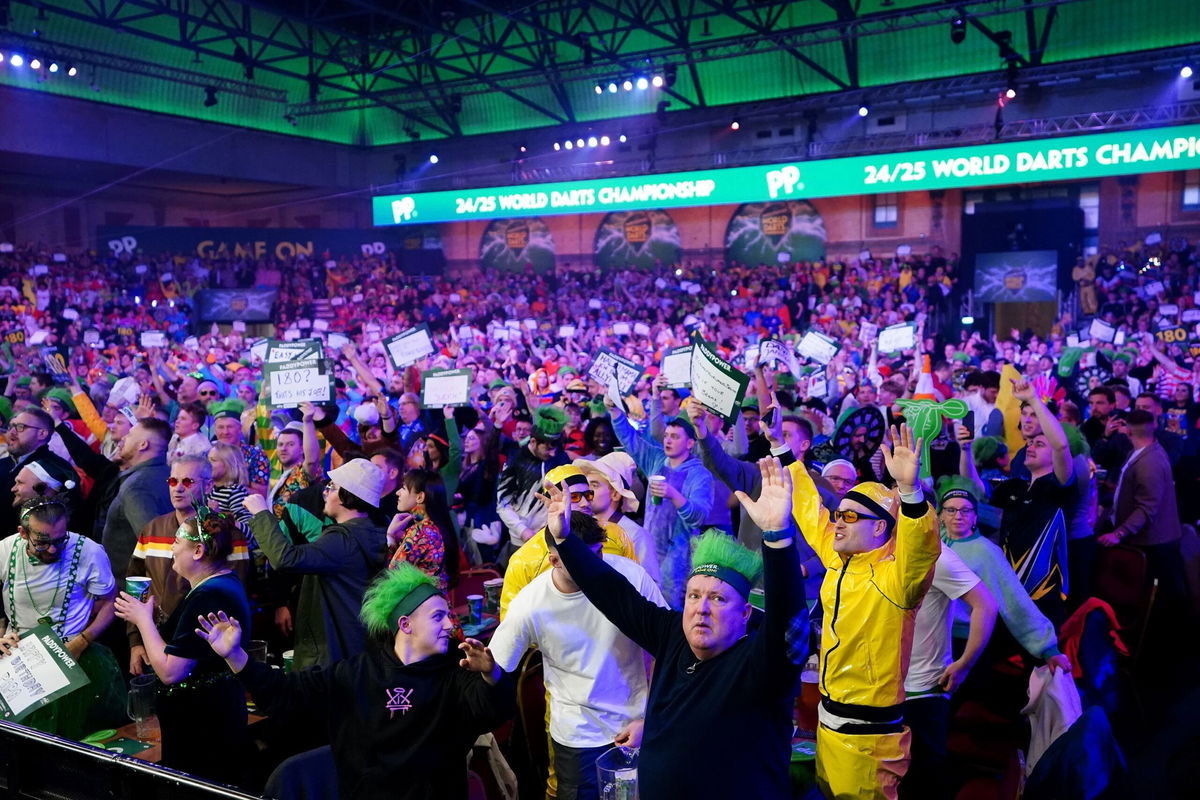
[557,325,576,339]
[83,330,101,346]
[661,345,693,388]
[312,319,329,332]
[797,330,840,365]
[4,330,25,345]
[327,332,349,350]
[877,323,917,354]
[263,358,334,408]
[1144,281,1165,297]
[1066,334,1081,348]
[232,320,247,332]
[690,339,751,422]
[383,324,435,368]
[266,338,322,363]
[0,625,92,722]
[1183,309,1200,324]
[758,338,801,378]
[140,331,166,349]
[808,373,828,399]
[1158,304,1179,318]
[613,322,631,336]
[62,309,79,321]
[859,321,879,345]
[1088,319,1116,343]
[587,349,643,395]
[421,368,473,408]
[633,322,651,337]
[1155,325,1189,345]
[41,347,69,377]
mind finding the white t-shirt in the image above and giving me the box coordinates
[615,514,660,585]
[489,553,668,748]
[905,543,980,694]
[0,532,116,638]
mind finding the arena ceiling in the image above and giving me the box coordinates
[0,0,1197,146]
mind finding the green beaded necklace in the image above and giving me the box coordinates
[5,533,85,638]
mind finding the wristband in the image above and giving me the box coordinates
[899,489,925,505]
[761,526,794,543]
[79,631,92,644]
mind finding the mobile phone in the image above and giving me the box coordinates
[763,407,777,427]
[962,410,975,435]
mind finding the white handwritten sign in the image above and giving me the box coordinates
[661,346,693,388]
[877,323,916,354]
[588,349,643,395]
[797,331,840,365]
[383,324,435,368]
[139,331,166,349]
[690,340,750,422]
[421,368,473,408]
[264,359,333,408]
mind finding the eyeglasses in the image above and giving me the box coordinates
[831,509,883,524]
[941,506,976,517]
[9,423,48,434]
[167,477,198,488]
[29,536,68,552]
[322,483,339,495]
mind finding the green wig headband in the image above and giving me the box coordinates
[689,529,763,600]
[360,563,441,637]
[208,397,247,420]
[532,405,569,441]
[971,436,1006,468]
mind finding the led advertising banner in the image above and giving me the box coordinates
[373,124,1200,225]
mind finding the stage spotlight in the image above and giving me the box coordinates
[564,140,573,150]
[858,105,869,117]
[587,136,598,147]
[608,82,618,93]
[68,65,77,76]
[10,54,23,68]
[730,120,740,130]
[519,145,527,153]
[950,17,966,44]
[1005,87,1017,99]
[600,135,610,145]
[961,315,975,325]
[553,142,561,151]
[48,62,58,73]
[635,76,649,90]
[1182,65,1195,79]
[651,75,664,88]
[576,138,585,148]
[29,57,41,70]
[0,53,5,64]
[675,268,683,276]
[594,84,603,95]
[622,79,633,91]
[428,154,439,164]
[618,134,627,143]
[203,86,218,107]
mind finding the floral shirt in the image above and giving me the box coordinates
[269,464,320,520]
[242,444,271,488]
[388,512,449,591]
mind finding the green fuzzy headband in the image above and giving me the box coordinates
[689,530,762,600]
[532,404,569,439]
[359,562,441,637]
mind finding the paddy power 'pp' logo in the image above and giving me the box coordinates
[390,197,417,223]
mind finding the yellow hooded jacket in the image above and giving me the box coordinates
[790,464,939,710]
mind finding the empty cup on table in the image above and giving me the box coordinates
[246,639,269,663]
[466,594,484,626]
[126,674,157,740]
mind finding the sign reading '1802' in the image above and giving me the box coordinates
[374,124,1200,225]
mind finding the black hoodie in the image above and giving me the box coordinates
[238,644,515,799]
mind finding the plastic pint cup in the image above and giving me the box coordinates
[649,475,666,505]
[125,577,152,601]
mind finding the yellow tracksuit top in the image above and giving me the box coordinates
[790,464,939,710]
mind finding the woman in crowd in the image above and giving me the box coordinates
[114,511,252,787]
[208,442,255,524]
[457,417,503,563]
[388,469,461,591]
[405,407,463,499]
[581,416,617,459]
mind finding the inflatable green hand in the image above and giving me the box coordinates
[894,398,968,479]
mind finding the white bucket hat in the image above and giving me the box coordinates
[327,458,385,508]
[575,452,639,513]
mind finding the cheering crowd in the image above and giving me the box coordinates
[0,234,1196,800]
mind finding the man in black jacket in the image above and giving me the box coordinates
[543,457,808,799]
[246,458,388,669]
[0,408,77,534]
[197,562,515,800]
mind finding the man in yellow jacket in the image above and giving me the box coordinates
[791,424,939,800]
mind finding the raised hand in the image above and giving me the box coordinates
[243,493,269,516]
[195,611,244,660]
[458,638,497,677]
[1009,377,1035,403]
[535,479,570,541]
[733,457,793,534]
[686,401,710,439]
[880,424,922,494]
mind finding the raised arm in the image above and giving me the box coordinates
[298,403,323,478]
[955,423,988,497]
[879,424,941,607]
[691,404,760,495]
[1010,378,1071,485]
[340,341,383,397]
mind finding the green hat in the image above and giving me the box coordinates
[688,530,763,600]
[487,379,509,391]
[1111,352,1132,365]
[359,563,442,637]
[775,373,797,388]
[971,436,1006,468]
[740,396,759,410]
[531,405,569,443]
[0,396,12,423]
[15,377,31,389]
[208,398,246,420]
[951,351,971,363]
[935,475,981,511]
[45,387,77,417]
[1062,422,1090,458]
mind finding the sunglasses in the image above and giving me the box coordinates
[167,477,199,488]
[198,389,219,397]
[831,509,883,524]
[569,489,595,502]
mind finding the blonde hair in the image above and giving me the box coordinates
[208,442,248,487]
